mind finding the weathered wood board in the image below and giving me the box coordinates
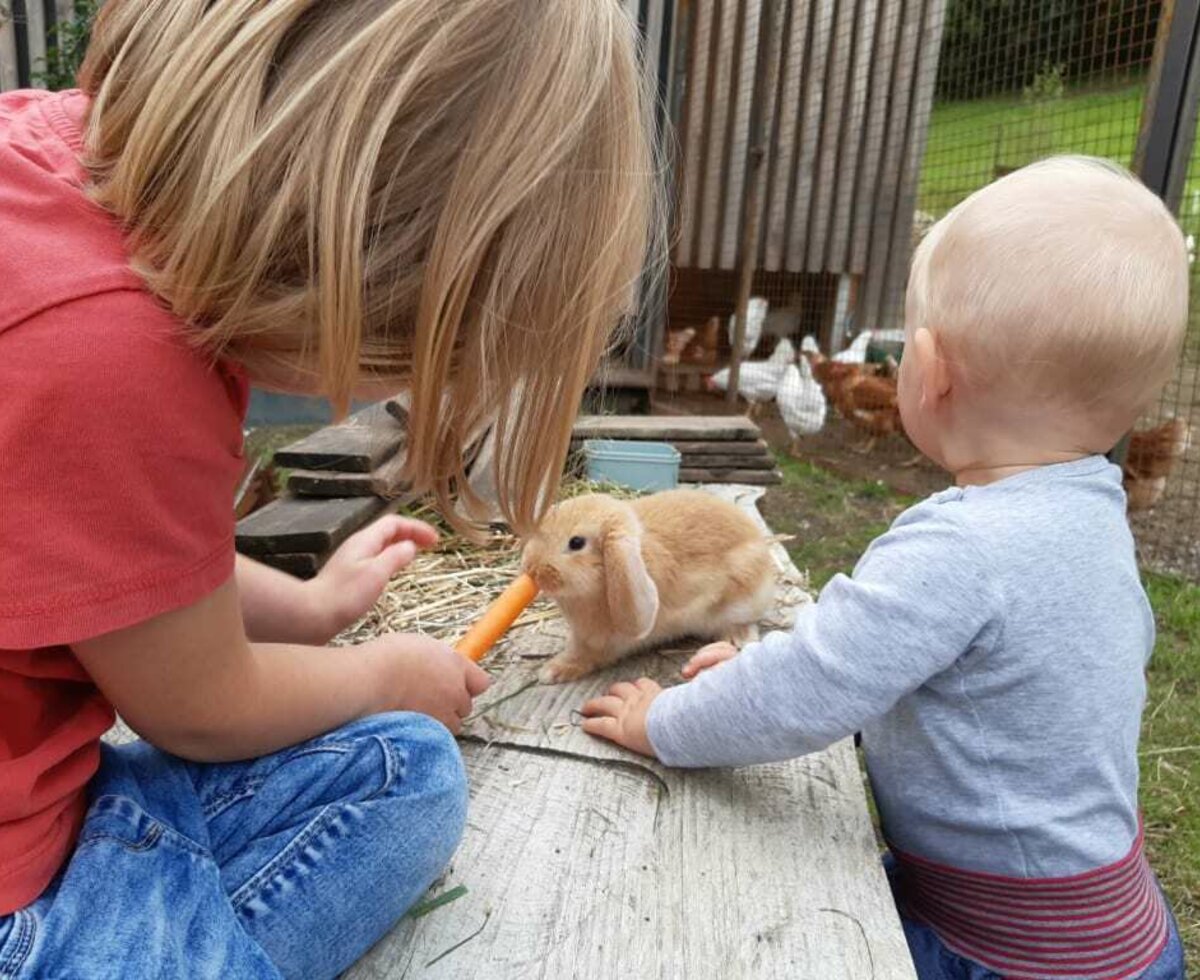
[274,404,402,473]
[235,495,385,556]
[255,552,326,579]
[573,416,760,442]
[680,467,782,485]
[671,439,772,455]
[346,486,915,979]
[680,453,775,470]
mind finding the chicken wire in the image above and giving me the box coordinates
[652,0,1199,578]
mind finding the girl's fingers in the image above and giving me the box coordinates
[378,540,418,573]
[634,677,659,692]
[581,696,625,718]
[464,662,492,696]
[581,716,620,740]
[381,517,438,548]
[356,516,439,555]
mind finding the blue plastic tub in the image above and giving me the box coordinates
[583,439,680,492]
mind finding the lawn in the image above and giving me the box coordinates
[764,455,1199,967]
[920,80,1149,218]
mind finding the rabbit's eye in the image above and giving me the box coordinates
[567,536,587,552]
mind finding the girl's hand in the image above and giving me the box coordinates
[580,679,662,758]
[362,633,492,734]
[680,641,739,679]
[309,516,439,639]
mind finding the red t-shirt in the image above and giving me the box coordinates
[0,90,248,913]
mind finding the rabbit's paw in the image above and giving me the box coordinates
[538,652,596,685]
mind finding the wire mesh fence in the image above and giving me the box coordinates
[654,0,1199,578]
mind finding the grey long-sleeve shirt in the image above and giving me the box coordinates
[646,457,1152,876]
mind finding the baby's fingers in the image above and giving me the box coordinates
[581,715,621,741]
[581,695,625,718]
[682,642,737,678]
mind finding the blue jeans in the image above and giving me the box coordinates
[885,854,1187,980]
[0,712,467,980]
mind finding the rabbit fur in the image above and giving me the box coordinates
[521,489,776,684]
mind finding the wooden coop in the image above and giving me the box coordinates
[655,0,947,393]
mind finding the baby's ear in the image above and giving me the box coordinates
[601,522,659,640]
[912,326,952,403]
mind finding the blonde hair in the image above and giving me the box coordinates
[79,0,662,533]
[908,155,1188,429]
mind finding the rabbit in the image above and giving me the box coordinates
[520,489,777,684]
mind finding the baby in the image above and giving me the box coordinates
[582,156,1188,979]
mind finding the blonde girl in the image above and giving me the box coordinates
[0,1,658,977]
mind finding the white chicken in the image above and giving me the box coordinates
[833,330,873,363]
[707,337,793,416]
[777,359,827,449]
[768,336,795,365]
[728,296,768,356]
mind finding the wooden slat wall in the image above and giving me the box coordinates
[1,0,85,92]
[672,0,948,327]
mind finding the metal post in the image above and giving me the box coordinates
[728,0,778,404]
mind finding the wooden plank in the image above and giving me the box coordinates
[772,0,811,269]
[698,0,738,268]
[573,415,761,441]
[235,495,385,556]
[713,0,749,270]
[346,486,914,980]
[681,453,775,469]
[255,552,326,580]
[669,438,773,455]
[689,0,723,266]
[758,0,797,270]
[807,0,854,272]
[287,470,378,498]
[785,0,833,272]
[675,0,707,267]
[0,4,19,92]
[286,450,410,498]
[878,0,947,330]
[680,467,782,484]
[859,0,923,328]
[849,0,903,273]
[273,404,402,473]
[827,0,878,272]
[23,0,46,87]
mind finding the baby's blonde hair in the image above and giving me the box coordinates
[79,0,662,533]
[908,155,1188,432]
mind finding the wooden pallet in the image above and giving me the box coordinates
[571,416,781,485]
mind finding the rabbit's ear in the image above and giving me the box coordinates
[603,529,659,640]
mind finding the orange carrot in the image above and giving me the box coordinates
[455,573,540,662]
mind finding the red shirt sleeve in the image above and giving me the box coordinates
[0,289,249,647]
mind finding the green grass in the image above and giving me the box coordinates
[920,81,1148,217]
[760,454,913,590]
[1141,573,1200,964]
[766,459,1199,965]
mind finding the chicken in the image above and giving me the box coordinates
[707,338,794,415]
[663,327,696,366]
[777,359,827,450]
[728,297,768,357]
[681,316,721,366]
[833,330,873,364]
[1123,417,1192,511]
[802,343,905,452]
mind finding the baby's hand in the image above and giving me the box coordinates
[580,679,662,758]
[361,633,491,734]
[681,641,739,679]
[309,516,439,640]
